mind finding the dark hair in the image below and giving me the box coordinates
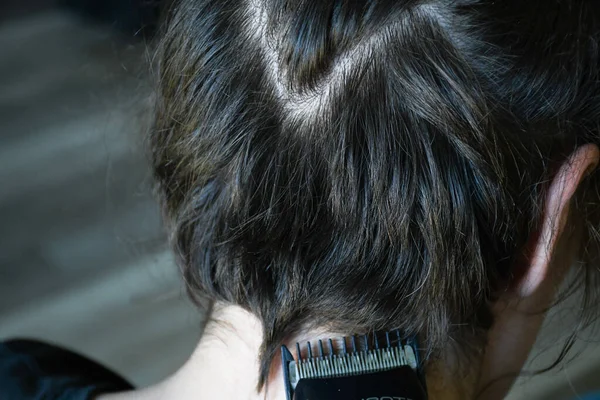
[151,0,600,389]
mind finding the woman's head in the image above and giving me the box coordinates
[151,0,600,397]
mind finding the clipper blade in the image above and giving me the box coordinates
[290,336,417,385]
[281,331,426,400]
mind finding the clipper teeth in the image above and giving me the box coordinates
[288,332,418,388]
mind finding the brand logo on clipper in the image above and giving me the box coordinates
[362,397,414,400]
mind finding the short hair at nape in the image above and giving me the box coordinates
[151,0,600,389]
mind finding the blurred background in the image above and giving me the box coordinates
[0,2,598,399]
[0,0,202,388]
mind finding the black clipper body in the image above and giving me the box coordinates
[281,332,427,400]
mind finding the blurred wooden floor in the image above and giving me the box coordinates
[0,9,598,399]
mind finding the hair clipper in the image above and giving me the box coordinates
[281,331,427,400]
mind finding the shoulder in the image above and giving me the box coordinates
[0,339,133,400]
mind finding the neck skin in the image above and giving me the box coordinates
[170,305,274,400]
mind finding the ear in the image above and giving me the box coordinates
[517,144,599,298]
[474,144,600,400]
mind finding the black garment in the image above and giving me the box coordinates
[0,339,133,400]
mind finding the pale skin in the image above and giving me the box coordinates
[99,144,600,400]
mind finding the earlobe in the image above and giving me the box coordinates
[516,144,599,298]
